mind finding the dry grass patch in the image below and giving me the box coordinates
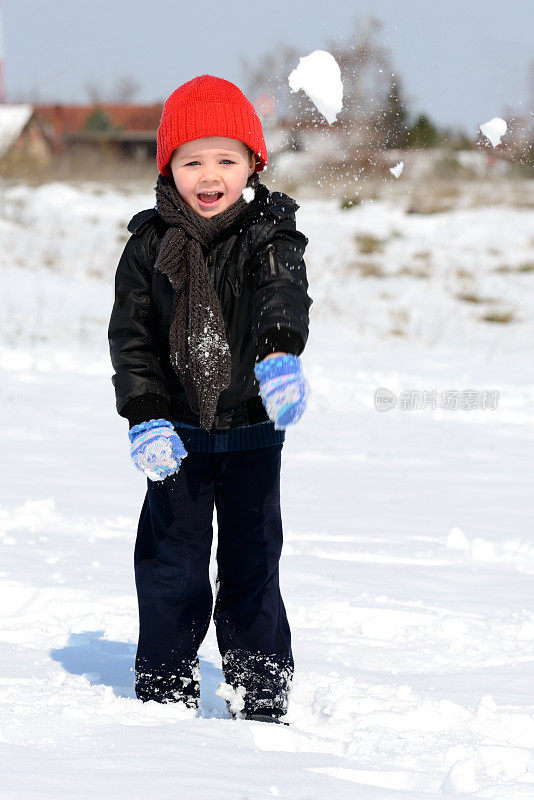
[397,266,430,279]
[389,308,410,336]
[406,184,460,215]
[87,267,106,280]
[456,268,474,280]
[413,250,431,261]
[42,250,61,271]
[340,197,362,210]
[481,310,515,323]
[495,262,534,274]
[348,260,386,278]
[355,233,387,255]
[456,292,498,304]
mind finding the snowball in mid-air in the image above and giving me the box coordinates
[288,50,343,124]
[479,117,507,147]
[242,186,255,203]
[390,161,404,179]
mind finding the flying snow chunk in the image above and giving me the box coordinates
[242,186,255,203]
[215,681,246,712]
[390,161,404,179]
[288,50,343,124]
[479,117,507,147]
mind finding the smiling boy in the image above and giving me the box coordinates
[170,136,256,217]
[108,75,313,723]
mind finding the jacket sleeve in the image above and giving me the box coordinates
[108,232,171,424]
[251,215,313,362]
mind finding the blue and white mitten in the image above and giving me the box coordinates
[129,419,188,481]
[254,354,310,430]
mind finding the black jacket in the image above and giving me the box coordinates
[108,189,313,430]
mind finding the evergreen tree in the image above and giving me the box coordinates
[377,76,410,148]
[406,114,440,148]
[84,107,114,132]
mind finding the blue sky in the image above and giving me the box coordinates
[3,0,533,133]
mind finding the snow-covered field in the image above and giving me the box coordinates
[1,179,533,799]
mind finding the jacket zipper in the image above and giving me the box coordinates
[267,243,278,278]
[206,250,215,277]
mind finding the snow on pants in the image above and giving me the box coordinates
[133,443,294,713]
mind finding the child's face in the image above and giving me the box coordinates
[170,136,256,218]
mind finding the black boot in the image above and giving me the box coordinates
[243,710,289,725]
[226,702,289,725]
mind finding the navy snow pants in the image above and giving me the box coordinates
[133,443,294,713]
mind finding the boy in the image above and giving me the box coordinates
[108,75,312,723]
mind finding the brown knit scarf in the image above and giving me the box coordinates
[154,170,268,431]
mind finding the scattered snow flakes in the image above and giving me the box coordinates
[192,305,229,379]
[214,680,246,713]
[242,186,255,203]
[389,161,404,179]
[480,117,507,147]
[288,50,343,124]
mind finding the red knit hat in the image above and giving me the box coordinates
[157,75,268,178]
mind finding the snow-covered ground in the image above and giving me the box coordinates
[1,179,533,799]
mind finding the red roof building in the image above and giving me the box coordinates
[33,103,163,151]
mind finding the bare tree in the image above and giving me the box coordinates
[327,17,391,121]
[83,75,142,104]
[373,74,411,148]
[500,59,534,166]
[527,60,534,139]
[111,75,142,103]
[84,79,103,104]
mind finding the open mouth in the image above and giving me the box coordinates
[197,191,224,207]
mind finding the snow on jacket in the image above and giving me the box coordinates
[108,189,313,431]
